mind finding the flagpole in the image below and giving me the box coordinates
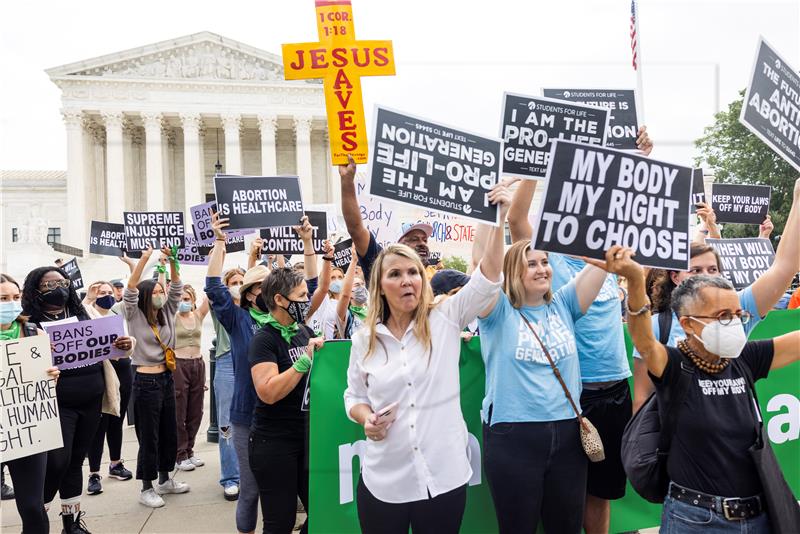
[633,0,646,125]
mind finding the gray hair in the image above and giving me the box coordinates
[670,274,735,317]
[261,268,306,312]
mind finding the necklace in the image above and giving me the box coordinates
[678,339,729,374]
[42,308,68,321]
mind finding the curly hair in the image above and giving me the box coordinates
[22,266,88,323]
[649,243,723,314]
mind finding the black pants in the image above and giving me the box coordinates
[356,476,467,534]
[6,453,49,534]
[483,419,587,534]
[249,425,308,534]
[133,372,178,481]
[88,359,133,471]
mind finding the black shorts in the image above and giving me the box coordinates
[580,379,632,500]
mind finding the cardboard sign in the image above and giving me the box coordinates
[0,336,63,461]
[189,201,252,246]
[501,93,610,179]
[282,0,395,165]
[710,183,771,224]
[542,88,639,149]
[690,169,707,214]
[89,221,129,257]
[46,315,126,370]
[175,234,209,266]
[214,175,304,230]
[740,36,800,172]
[123,212,185,251]
[706,238,775,290]
[369,106,502,225]
[61,258,84,290]
[259,211,328,255]
[532,140,693,270]
[332,238,355,271]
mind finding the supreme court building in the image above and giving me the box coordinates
[39,31,336,248]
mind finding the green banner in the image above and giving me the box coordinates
[309,310,799,533]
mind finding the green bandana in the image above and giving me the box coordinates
[168,245,181,274]
[265,313,300,345]
[0,321,21,341]
[248,307,271,328]
[349,305,368,321]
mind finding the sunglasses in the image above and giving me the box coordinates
[39,279,71,291]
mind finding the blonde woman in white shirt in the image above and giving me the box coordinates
[344,183,510,534]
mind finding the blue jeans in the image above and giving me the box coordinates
[214,352,239,488]
[661,487,772,533]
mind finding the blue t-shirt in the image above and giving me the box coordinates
[549,254,631,382]
[634,285,762,358]
[478,280,584,424]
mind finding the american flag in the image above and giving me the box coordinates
[630,0,639,70]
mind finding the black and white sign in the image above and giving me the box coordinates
[214,175,304,230]
[427,251,443,266]
[690,169,707,214]
[710,183,771,224]
[123,212,185,251]
[532,140,693,270]
[501,93,610,180]
[542,88,638,149]
[259,211,328,255]
[61,258,84,290]
[89,221,128,256]
[707,238,775,290]
[332,238,354,271]
[740,36,800,172]
[369,106,502,225]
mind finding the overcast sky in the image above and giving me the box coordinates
[1,0,798,170]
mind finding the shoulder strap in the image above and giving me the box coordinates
[657,354,695,453]
[150,324,169,352]
[658,312,672,345]
[518,310,584,423]
[22,322,38,337]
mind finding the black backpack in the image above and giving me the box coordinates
[621,355,694,503]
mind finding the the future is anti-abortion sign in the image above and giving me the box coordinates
[532,140,692,270]
[542,88,638,149]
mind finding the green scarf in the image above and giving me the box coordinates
[265,313,300,345]
[248,307,271,328]
[349,305,368,321]
[0,321,21,341]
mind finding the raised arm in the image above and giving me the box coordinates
[339,155,371,257]
[750,178,800,317]
[771,330,800,370]
[573,259,613,314]
[337,245,359,324]
[128,246,155,289]
[477,183,512,317]
[247,236,263,270]
[295,215,319,280]
[758,215,774,240]
[309,240,333,319]
[164,246,180,284]
[693,202,721,243]
[507,179,536,243]
[196,294,210,321]
[207,212,228,278]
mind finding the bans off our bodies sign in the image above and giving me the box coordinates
[532,140,693,270]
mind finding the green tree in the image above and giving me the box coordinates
[694,90,797,245]
[442,255,468,273]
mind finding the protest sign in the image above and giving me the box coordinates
[427,251,442,266]
[542,88,638,149]
[710,183,771,224]
[706,238,775,290]
[740,36,800,172]
[332,238,355,271]
[46,315,126,370]
[259,211,328,255]
[175,234,209,266]
[61,258,84,290]
[214,176,304,230]
[89,221,128,257]
[532,140,693,270]
[690,169,707,214]
[123,212,185,251]
[189,201,252,246]
[0,336,63,461]
[369,106,502,225]
[501,93,610,180]
[282,0,395,165]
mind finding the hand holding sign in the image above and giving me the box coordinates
[758,215,774,239]
[211,211,229,241]
[339,154,357,185]
[584,246,644,281]
[636,126,653,156]
[294,215,314,242]
[487,182,513,221]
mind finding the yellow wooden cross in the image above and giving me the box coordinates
[282,0,395,165]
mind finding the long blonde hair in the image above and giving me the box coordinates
[503,240,552,308]
[364,244,433,359]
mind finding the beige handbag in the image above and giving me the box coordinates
[518,311,606,462]
[101,359,121,417]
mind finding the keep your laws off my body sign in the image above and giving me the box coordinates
[214,176,304,231]
[369,106,502,225]
[532,140,692,270]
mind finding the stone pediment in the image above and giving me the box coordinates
[46,31,311,84]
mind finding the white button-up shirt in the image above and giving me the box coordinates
[344,265,501,503]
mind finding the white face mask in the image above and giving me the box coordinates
[690,317,747,359]
[228,285,241,299]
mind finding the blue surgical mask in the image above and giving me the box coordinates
[179,302,193,313]
[0,301,23,324]
[330,280,343,294]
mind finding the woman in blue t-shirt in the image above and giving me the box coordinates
[478,240,617,534]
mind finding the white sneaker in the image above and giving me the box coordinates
[139,488,165,508]
[155,478,190,495]
[188,456,205,467]
[175,459,195,471]
[223,484,239,501]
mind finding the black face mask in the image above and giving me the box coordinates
[254,293,269,312]
[281,298,310,324]
[38,287,69,308]
[96,295,116,310]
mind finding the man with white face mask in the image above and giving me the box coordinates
[607,252,800,533]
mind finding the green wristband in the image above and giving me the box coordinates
[292,354,312,374]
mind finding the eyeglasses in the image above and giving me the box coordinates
[690,310,752,326]
[39,279,71,291]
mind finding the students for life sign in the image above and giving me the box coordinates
[532,140,693,270]
[282,0,395,165]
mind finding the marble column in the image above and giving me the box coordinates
[62,109,88,246]
[102,111,126,221]
[142,112,165,211]
[221,114,242,175]
[293,116,314,202]
[181,113,204,213]
[258,114,278,176]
